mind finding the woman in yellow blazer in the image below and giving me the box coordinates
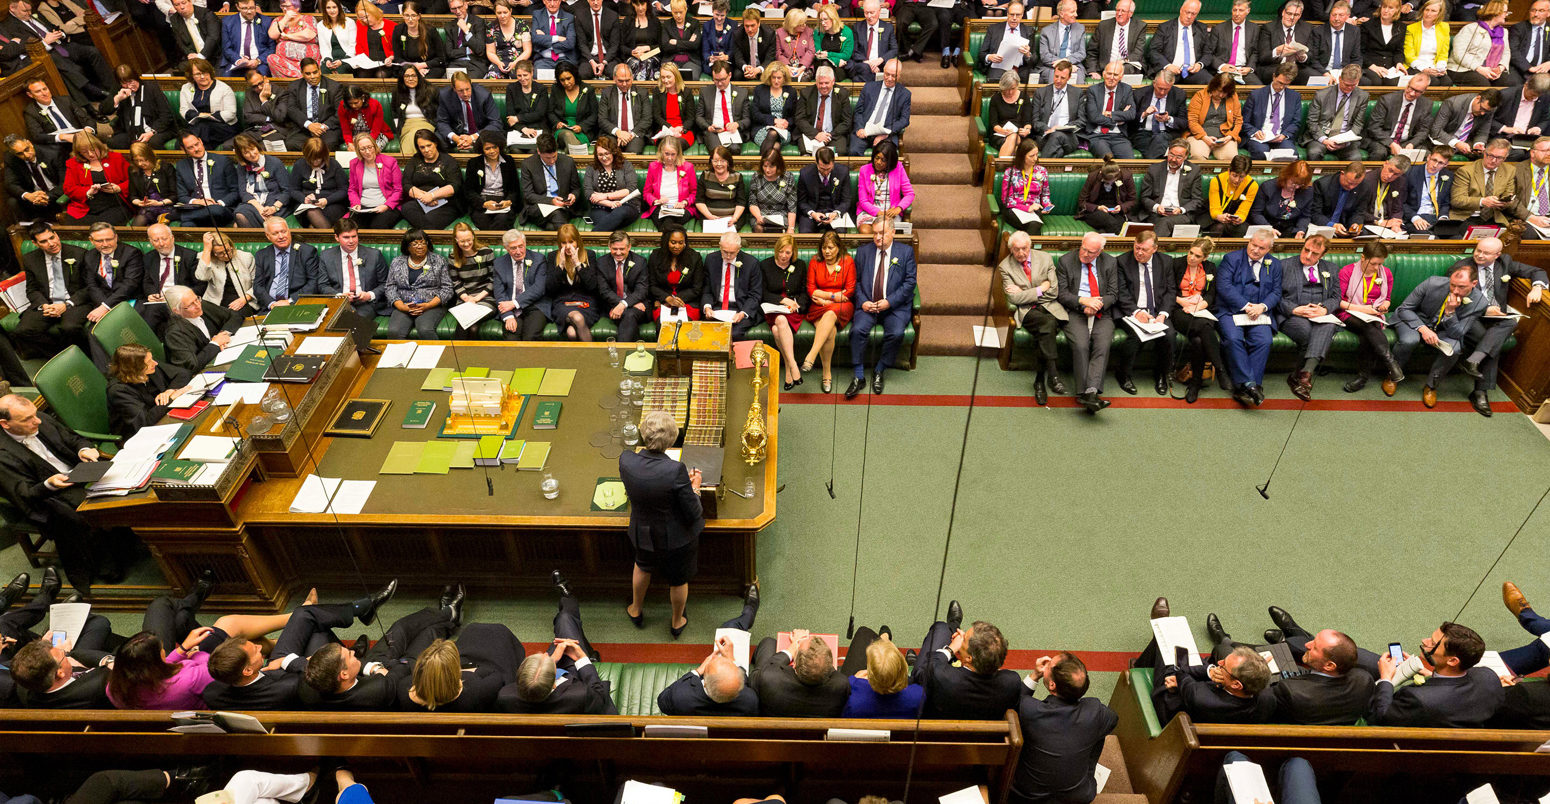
[1207,154,1257,238]
[1403,0,1451,85]
[1186,73,1242,161]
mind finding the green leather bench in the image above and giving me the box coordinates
[594,661,697,716]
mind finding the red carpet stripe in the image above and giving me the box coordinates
[778,392,1519,413]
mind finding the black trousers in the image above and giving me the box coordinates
[1345,317,1392,378]
[365,607,455,664]
[1174,311,1225,381]
[1019,307,1060,368]
[501,309,550,341]
[841,626,881,676]
[718,597,759,633]
[270,602,353,659]
[614,306,649,342]
[140,586,217,654]
[895,1,938,53]
[0,580,58,658]
[1113,319,1176,381]
[63,770,167,804]
[552,592,596,665]
[13,305,91,359]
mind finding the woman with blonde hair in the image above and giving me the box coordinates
[1447,0,1509,86]
[652,64,696,147]
[546,223,603,341]
[353,1,396,79]
[195,231,257,317]
[775,8,816,80]
[814,4,854,74]
[759,234,808,389]
[839,627,925,718]
[448,222,497,337]
[398,622,527,713]
[752,61,797,149]
[1404,0,1450,82]
[62,130,129,225]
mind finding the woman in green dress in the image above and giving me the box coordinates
[547,61,597,151]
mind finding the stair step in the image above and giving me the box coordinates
[918,263,993,316]
[918,314,995,357]
[903,115,973,154]
[911,86,966,115]
[899,60,962,87]
[908,185,982,228]
[905,153,974,184]
[917,228,988,264]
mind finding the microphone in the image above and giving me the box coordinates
[1256,401,1306,501]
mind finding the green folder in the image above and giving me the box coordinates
[508,367,546,395]
[379,442,424,475]
[499,438,526,463]
[260,303,328,327]
[536,368,576,397]
[421,368,454,391]
[450,441,478,469]
[414,441,459,474]
[449,367,491,383]
[516,441,551,471]
[224,345,280,383]
[474,435,506,461]
[488,369,514,388]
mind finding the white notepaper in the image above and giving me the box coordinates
[1150,615,1203,667]
[1093,764,1111,794]
[995,32,1027,69]
[47,602,91,647]
[1305,224,1339,240]
[449,301,494,329]
[536,68,556,81]
[114,424,186,463]
[180,435,241,462]
[701,217,735,234]
[1478,650,1515,681]
[972,324,1003,348]
[1308,314,1345,325]
[327,480,376,515]
[1011,208,1042,225]
[379,342,419,368]
[938,786,987,804]
[289,474,342,514]
[708,309,739,323]
[1123,315,1169,341]
[507,131,538,147]
[714,627,751,671]
[1243,225,1279,241]
[660,306,690,323]
[1467,784,1502,804]
[1222,761,1275,804]
[1265,148,1298,161]
[1328,129,1362,145]
[620,780,680,804]
[537,202,563,217]
[1191,309,1219,322]
[294,336,345,356]
[1170,224,1201,238]
[1344,309,1385,324]
[406,344,445,369]
[343,54,383,69]
[213,382,270,406]
[1232,313,1273,327]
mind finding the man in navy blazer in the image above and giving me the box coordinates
[174,132,239,227]
[913,600,1022,720]
[1010,653,1119,804]
[252,218,319,312]
[595,232,652,343]
[1370,622,1504,728]
[1078,62,1137,158]
[849,59,910,156]
[221,0,273,76]
[846,222,915,398]
[493,230,552,341]
[701,231,763,339]
[1239,63,1303,160]
[1488,75,1550,159]
[1214,228,1282,407]
[657,635,759,716]
[531,0,577,70]
[1403,147,1456,235]
[315,219,388,320]
[848,0,897,83]
[435,75,502,153]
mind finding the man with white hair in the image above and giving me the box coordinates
[492,230,551,342]
[1055,232,1118,413]
[140,223,204,315]
[999,231,1066,406]
[1146,0,1212,85]
[163,284,240,375]
[1214,229,1282,407]
[252,217,319,311]
[1447,237,1548,416]
[701,231,762,339]
[1037,1,1087,83]
[848,0,898,83]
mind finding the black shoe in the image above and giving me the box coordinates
[1033,374,1048,406]
[905,648,917,667]
[552,570,573,598]
[879,624,892,640]
[1117,376,1137,395]
[166,765,217,800]
[1184,381,1200,404]
[945,599,963,630]
[1460,359,1483,379]
[783,379,795,391]
[0,573,28,610]
[743,579,761,613]
[669,616,689,640]
[62,592,83,604]
[1231,385,1254,406]
[940,54,951,68]
[351,633,370,659]
[625,606,644,628]
[1263,629,1285,645]
[1248,384,1265,406]
[1205,613,1228,645]
[871,370,885,395]
[1082,393,1110,414]
[353,579,398,626]
[1217,368,1233,392]
[97,564,126,585]
[844,377,865,399]
[40,567,59,600]
[1267,605,1303,636]
[1343,375,1368,393]
[1150,597,1170,619]
[1046,371,1067,395]
[190,568,216,610]
[1470,390,1492,417]
[441,583,466,627]
[1155,376,1170,396]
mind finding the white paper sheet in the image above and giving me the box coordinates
[995,32,1027,69]
[1123,315,1169,341]
[701,217,735,234]
[1191,309,1219,321]
[972,324,1003,348]
[1222,761,1274,804]
[343,54,383,69]
[406,344,445,369]
[1478,650,1514,681]
[213,382,270,406]
[289,474,342,514]
[707,309,739,323]
[1328,129,1362,145]
[1011,208,1042,225]
[660,306,690,323]
[1308,314,1345,325]
[938,786,986,804]
[327,480,376,515]
[1232,313,1273,326]
[1345,309,1385,324]
[1094,764,1111,794]
[1265,148,1298,160]
[1171,224,1201,238]
[294,336,345,356]
[1466,784,1502,804]
[47,602,91,647]
[713,627,751,671]
[114,424,186,463]
[1150,615,1203,667]
[379,342,419,368]
[449,301,494,329]
[507,131,538,147]
[620,780,680,804]
[180,435,241,462]
[537,202,563,217]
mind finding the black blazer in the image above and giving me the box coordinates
[1360,18,1405,69]
[305,669,409,711]
[391,25,448,70]
[1313,23,1361,72]
[107,365,191,440]
[1139,161,1204,217]
[759,256,808,311]
[652,89,697,134]
[656,670,759,716]
[1309,174,1373,228]
[914,650,1022,720]
[1076,173,1136,220]
[1270,668,1374,725]
[503,82,551,131]
[442,14,490,68]
[647,246,705,305]
[1488,680,1550,730]
[19,666,110,709]
[0,409,91,518]
[592,251,650,309]
[548,86,599,141]
[23,97,92,157]
[252,242,321,310]
[170,8,223,63]
[1011,693,1118,804]
[281,76,344,134]
[164,306,241,375]
[1115,252,1179,319]
[22,244,92,309]
[1510,19,1550,77]
[1208,19,1261,69]
[519,153,582,217]
[139,244,204,300]
[1368,667,1505,727]
[750,639,850,717]
[105,84,176,141]
[700,251,762,318]
[461,154,521,211]
[750,85,799,133]
[1055,250,1120,313]
[201,670,304,711]
[658,17,702,63]
[618,448,702,553]
[1255,21,1323,71]
[3,153,64,206]
[498,660,618,715]
[794,86,852,141]
[84,244,146,310]
[128,164,180,217]
[1152,662,1275,724]
[1146,20,1215,75]
[288,158,349,210]
[796,163,852,218]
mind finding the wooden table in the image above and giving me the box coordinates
[79,302,779,612]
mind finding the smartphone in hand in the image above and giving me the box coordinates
[1388,642,1404,663]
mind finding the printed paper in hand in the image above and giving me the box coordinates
[344,54,383,69]
[1467,784,1503,804]
[995,32,1027,69]
[1328,129,1362,145]
[507,131,538,147]
[536,68,556,81]
[620,780,682,804]
[1478,650,1514,681]
[1124,315,1170,341]
[1011,208,1042,225]
[714,627,751,671]
[760,302,790,315]
[1150,615,1203,667]
[537,202,563,217]
[702,217,735,234]
[938,786,987,804]
[1222,761,1274,804]
[48,602,91,647]
[449,302,494,329]
[1191,309,1219,321]
[708,309,739,323]
[1232,313,1272,326]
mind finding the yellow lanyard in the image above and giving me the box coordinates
[1375,182,1388,216]
[1436,296,1451,326]
[1361,272,1376,303]
[1021,169,1033,203]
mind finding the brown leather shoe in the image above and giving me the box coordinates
[1504,582,1531,617]
[1150,597,1170,619]
[1422,385,1437,408]
[1288,371,1313,402]
[1381,378,1397,397]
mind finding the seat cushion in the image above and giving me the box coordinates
[594,662,698,716]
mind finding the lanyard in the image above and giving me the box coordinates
[1361,272,1375,302]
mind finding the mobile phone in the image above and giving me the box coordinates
[49,630,67,648]
[1388,642,1403,663]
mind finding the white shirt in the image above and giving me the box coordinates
[1415,27,1438,67]
[1135,261,1153,309]
[870,245,891,299]
[1049,86,1070,128]
[712,88,732,129]
[340,248,366,294]
[1227,23,1247,65]
[1110,22,1130,61]
[867,86,893,130]
[154,250,178,291]
[5,429,72,475]
[1161,168,1182,210]
[1172,22,1193,67]
[1264,89,1285,137]
[190,316,211,339]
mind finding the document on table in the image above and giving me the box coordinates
[379,342,419,368]
[1308,314,1345,325]
[701,217,735,234]
[1150,615,1203,666]
[181,436,241,462]
[1222,761,1274,804]
[214,382,270,406]
[938,786,987,804]
[1232,313,1272,326]
[47,602,91,647]
[289,474,377,515]
[972,324,1003,348]
[619,780,681,804]
[406,344,445,369]
[294,336,345,356]
[713,627,751,671]
[1123,315,1169,341]
[115,423,186,463]
[1305,224,1338,240]
[448,302,494,329]
[1265,148,1298,161]
[344,54,383,69]
[995,32,1027,69]
[1171,224,1201,238]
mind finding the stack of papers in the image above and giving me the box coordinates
[289,474,376,515]
[214,382,269,406]
[114,424,186,463]
[448,302,494,329]
[294,336,346,356]
[179,436,241,462]
[86,460,156,497]
[1123,316,1170,341]
[1150,615,1204,667]
[48,601,91,646]
[1221,761,1274,804]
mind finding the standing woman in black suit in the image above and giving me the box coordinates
[620,410,703,639]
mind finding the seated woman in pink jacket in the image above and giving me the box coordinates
[856,141,913,234]
[642,136,698,226]
[346,132,404,229]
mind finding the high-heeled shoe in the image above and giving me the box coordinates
[783,379,795,390]
[801,360,814,373]
[822,377,832,393]
[625,606,644,628]
[670,616,689,639]
[792,375,803,387]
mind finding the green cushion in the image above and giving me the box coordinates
[1129,667,1165,739]
[91,302,166,365]
[593,661,698,716]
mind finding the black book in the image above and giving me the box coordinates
[261,356,327,383]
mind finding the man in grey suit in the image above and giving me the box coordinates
[1084,0,1144,79]
[162,284,240,375]
[1431,90,1500,158]
[794,66,853,152]
[598,64,656,155]
[1130,73,1189,159]
[1146,0,1213,85]
[982,2,1035,82]
[1276,235,1341,401]
[696,61,752,154]
[315,219,389,321]
[1000,232,1067,405]
[1079,62,1136,158]
[1137,141,1204,235]
[1209,0,1260,81]
[1056,233,1118,413]
[1030,63,1084,158]
[1364,74,1436,161]
[1037,1,1087,83]
[1254,0,1322,85]
[1301,65,1368,162]
[1391,263,1487,410]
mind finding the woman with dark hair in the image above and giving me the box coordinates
[339,85,394,151]
[449,222,497,337]
[546,223,603,341]
[1170,237,1231,404]
[62,131,130,226]
[549,62,597,150]
[484,0,532,78]
[106,344,194,440]
[748,147,797,233]
[625,0,663,79]
[1075,156,1134,235]
[584,135,642,232]
[317,0,358,75]
[999,138,1051,236]
[178,58,238,149]
[503,60,551,149]
[695,145,747,227]
[401,129,461,230]
[392,2,447,77]
[126,142,178,226]
[389,65,437,153]
[231,133,291,229]
[802,230,854,393]
[647,227,704,323]
[291,136,350,229]
[759,234,808,390]
[856,141,912,234]
[463,131,520,230]
[1186,72,1241,161]
[384,228,453,338]
[1249,159,1313,237]
[1337,241,1406,395]
[1207,154,1257,238]
[347,132,404,229]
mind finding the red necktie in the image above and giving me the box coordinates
[1023,258,1032,282]
[594,12,603,60]
[816,94,828,132]
[1395,101,1411,140]
[1101,91,1113,133]
[721,262,733,307]
[1085,262,1100,317]
[616,261,626,298]
[161,255,172,286]
[464,100,476,134]
[873,253,885,300]
[347,253,358,294]
[720,90,731,130]
[620,91,629,132]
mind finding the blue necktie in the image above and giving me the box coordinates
[1331,189,1348,223]
[272,250,290,301]
[1331,29,1342,69]
[1059,25,1069,58]
[1180,26,1190,78]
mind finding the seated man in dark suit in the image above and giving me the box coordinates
[82,222,147,328]
[1403,146,1457,236]
[519,135,582,231]
[142,224,205,323]
[3,0,113,105]
[498,571,615,715]
[303,585,467,711]
[279,60,342,151]
[1131,78,1189,163]
[700,232,763,340]
[1271,630,1373,725]
[3,135,64,224]
[595,232,651,343]
[751,628,850,717]
[1009,652,1118,804]
[174,132,240,228]
[796,147,854,235]
[162,285,240,375]
[11,221,91,360]
[20,79,92,179]
[1275,234,1341,402]
[315,218,388,322]
[1309,162,1372,238]
[252,218,320,312]
[1370,622,1505,727]
[8,608,117,708]
[492,230,551,342]
[846,221,916,400]
[657,591,763,717]
[913,599,1022,720]
[435,73,501,153]
[848,59,910,157]
[1140,599,1274,725]
[1112,231,1177,397]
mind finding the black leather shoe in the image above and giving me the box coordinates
[0,573,27,610]
[940,54,951,68]
[441,583,466,626]
[1460,358,1483,378]
[1046,370,1067,395]
[1084,394,1110,414]
[1470,390,1492,417]
[844,377,865,399]
[946,599,963,630]
[62,592,82,604]
[1150,597,1170,619]
[1231,385,1254,406]
[744,579,761,613]
[353,579,398,626]
[1033,374,1048,406]
[190,568,216,610]
[40,566,59,600]
[879,624,892,640]
[1248,384,1265,405]
[670,616,689,639]
[552,570,573,598]
[1155,376,1169,396]
[1267,605,1302,636]
[1117,376,1137,395]
[166,765,217,800]
[1184,381,1200,404]
[351,633,370,659]
[625,606,644,628]
[871,370,885,395]
[1343,375,1368,393]
[1205,613,1228,645]
[1263,629,1285,645]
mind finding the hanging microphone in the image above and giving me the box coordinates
[1256,402,1307,501]
[846,614,855,640]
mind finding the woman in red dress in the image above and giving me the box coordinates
[802,230,855,393]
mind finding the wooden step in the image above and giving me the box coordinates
[905,152,974,184]
[911,86,966,115]
[908,185,983,228]
[917,314,995,357]
[916,228,988,264]
[899,59,963,87]
[902,115,973,153]
[917,263,994,316]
